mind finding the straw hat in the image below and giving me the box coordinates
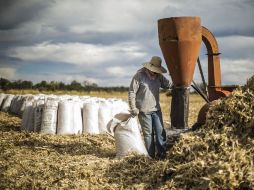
[143,56,167,74]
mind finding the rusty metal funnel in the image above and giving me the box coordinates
[158,17,202,129]
[158,17,202,86]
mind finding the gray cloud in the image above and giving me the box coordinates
[217,36,254,60]
[0,0,52,30]
[160,0,254,37]
[0,67,16,78]
[0,0,253,86]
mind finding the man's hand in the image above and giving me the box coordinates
[130,108,139,117]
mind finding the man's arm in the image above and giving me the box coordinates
[160,74,172,89]
[128,74,140,116]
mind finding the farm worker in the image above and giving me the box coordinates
[128,56,171,159]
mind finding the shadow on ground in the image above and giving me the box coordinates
[0,112,21,132]
[13,134,116,158]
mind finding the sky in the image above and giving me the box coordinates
[0,0,253,87]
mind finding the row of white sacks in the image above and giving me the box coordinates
[0,93,149,157]
[0,93,129,135]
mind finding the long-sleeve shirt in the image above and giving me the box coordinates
[128,68,171,113]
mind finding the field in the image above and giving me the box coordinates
[1,87,253,189]
[0,90,205,189]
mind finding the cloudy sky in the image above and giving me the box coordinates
[0,0,253,87]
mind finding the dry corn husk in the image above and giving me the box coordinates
[160,75,254,189]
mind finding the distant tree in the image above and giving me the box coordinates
[48,81,59,91]
[34,80,48,90]
[83,80,98,87]
[0,77,130,92]
[21,80,33,89]
[0,78,11,90]
[69,80,82,91]
[83,80,97,91]
[58,81,66,90]
[9,80,22,89]
[40,81,48,88]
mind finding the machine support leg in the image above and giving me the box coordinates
[170,86,190,129]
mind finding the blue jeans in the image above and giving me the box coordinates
[138,110,166,158]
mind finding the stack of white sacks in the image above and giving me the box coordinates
[0,93,129,135]
[0,93,149,157]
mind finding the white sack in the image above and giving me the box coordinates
[33,99,45,132]
[57,101,73,135]
[112,99,129,116]
[40,99,58,134]
[20,95,35,116]
[21,103,34,132]
[57,101,83,135]
[80,96,90,101]
[9,95,18,114]
[98,100,113,133]
[0,93,7,108]
[73,101,83,134]
[17,96,26,116]
[1,94,14,112]
[108,112,148,158]
[9,95,23,115]
[83,102,99,134]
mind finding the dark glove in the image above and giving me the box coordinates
[130,108,139,117]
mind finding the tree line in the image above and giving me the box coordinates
[0,78,129,92]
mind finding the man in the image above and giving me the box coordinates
[128,56,171,159]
